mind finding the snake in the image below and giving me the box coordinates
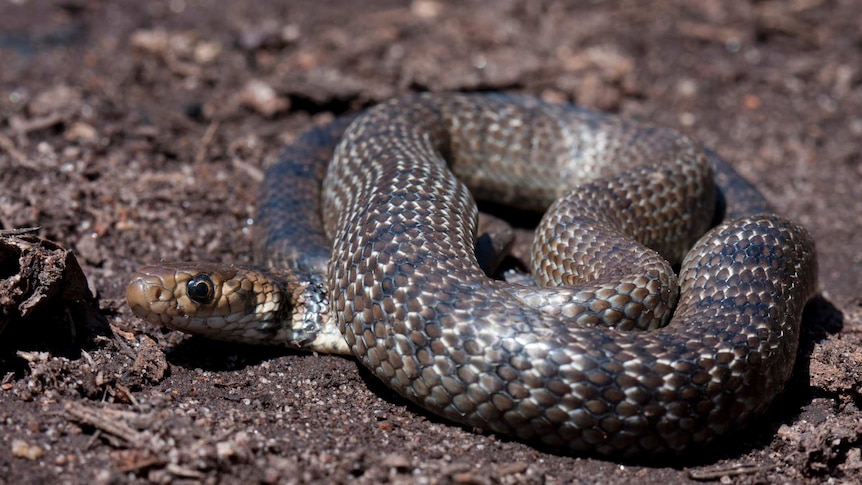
[126,93,817,457]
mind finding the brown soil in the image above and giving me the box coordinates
[1,0,861,483]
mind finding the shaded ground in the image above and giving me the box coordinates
[1,0,861,483]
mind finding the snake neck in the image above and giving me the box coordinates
[283,271,351,355]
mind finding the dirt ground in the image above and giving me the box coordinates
[0,0,860,483]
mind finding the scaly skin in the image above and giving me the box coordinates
[127,94,817,457]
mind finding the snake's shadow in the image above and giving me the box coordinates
[350,295,843,467]
[162,336,302,371]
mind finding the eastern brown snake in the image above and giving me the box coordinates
[127,94,817,456]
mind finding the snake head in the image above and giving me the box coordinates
[126,262,348,353]
[126,262,290,344]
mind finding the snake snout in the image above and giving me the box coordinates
[125,270,175,322]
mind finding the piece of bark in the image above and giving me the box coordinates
[0,228,96,338]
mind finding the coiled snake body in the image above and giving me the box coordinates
[127,94,817,457]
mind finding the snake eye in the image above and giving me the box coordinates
[187,275,215,304]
